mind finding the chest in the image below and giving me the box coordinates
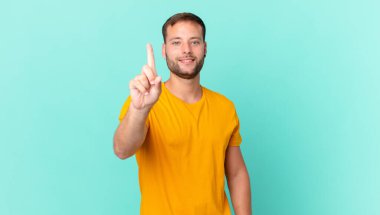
[147,101,235,154]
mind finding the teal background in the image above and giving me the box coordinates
[1,0,379,214]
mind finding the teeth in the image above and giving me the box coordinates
[181,59,194,62]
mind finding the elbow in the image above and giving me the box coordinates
[114,151,130,160]
[113,145,133,160]
[113,137,134,160]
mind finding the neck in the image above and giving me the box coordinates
[165,74,202,104]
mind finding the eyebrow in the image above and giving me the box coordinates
[168,37,202,42]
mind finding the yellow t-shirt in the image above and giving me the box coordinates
[118,83,242,215]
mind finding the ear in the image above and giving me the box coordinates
[204,41,207,57]
[162,43,166,59]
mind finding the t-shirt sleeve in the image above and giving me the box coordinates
[228,109,242,147]
[118,96,150,128]
[118,96,131,122]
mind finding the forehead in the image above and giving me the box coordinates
[166,21,203,39]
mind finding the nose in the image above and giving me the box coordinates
[182,42,191,54]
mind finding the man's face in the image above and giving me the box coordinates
[162,21,207,80]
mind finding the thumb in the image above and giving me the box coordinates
[153,76,162,85]
[150,76,162,93]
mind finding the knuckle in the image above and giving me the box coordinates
[141,79,150,87]
[142,65,150,74]
[140,75,147,82]
[141,65,147,73]
[136,74,144,81]
[136,82,143,90]
[130,78,138,86]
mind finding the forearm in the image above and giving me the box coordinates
[113,105,150,159]
[227,168,252,215]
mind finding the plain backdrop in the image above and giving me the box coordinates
[1,0,379,214]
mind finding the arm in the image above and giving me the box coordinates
[113,105,150,159]
[225,146,252,215]
[113,44,161,159]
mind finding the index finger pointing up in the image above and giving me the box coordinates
[146,43,156,71]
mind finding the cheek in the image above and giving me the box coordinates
[167,52,176,59]
[166,50,179,59]
[195,48,205,58]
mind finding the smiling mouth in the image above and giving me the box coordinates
[179,59,194,63]
[178,58,195,64]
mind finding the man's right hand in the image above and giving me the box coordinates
[129,43,162,110]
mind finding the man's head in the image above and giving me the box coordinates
[162,13,207,80]
[162,12,206,43]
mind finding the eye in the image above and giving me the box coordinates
[191,40,200,45]
[171,41,181,46]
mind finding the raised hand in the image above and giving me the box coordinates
[129,43,162,110]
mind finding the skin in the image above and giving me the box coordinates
[113,20,252,215]
[162,21,206,103]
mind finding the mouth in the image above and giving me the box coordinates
[178,57,195,64]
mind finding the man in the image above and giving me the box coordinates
[114,12,252,215]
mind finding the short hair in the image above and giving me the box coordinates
[162,12,206,43]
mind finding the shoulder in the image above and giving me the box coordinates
[203,87,236,110]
